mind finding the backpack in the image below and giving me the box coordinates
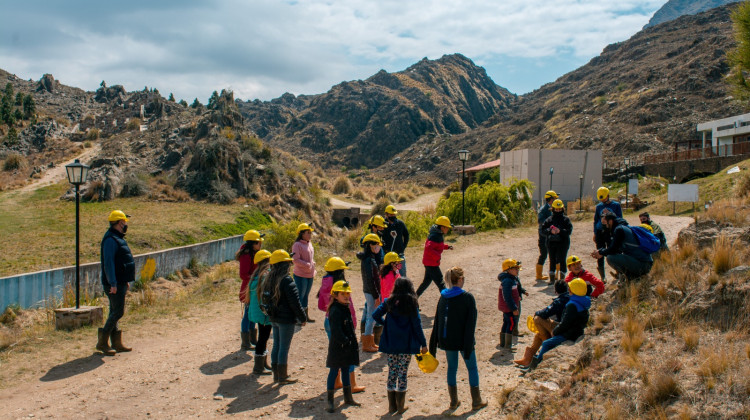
[259,279,278,317]
[630,226,661,254]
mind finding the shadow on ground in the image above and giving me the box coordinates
[200,350,251,375]
[40,353,106,382]
[216,373,286,413]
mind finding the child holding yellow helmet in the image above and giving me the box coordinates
[540,199,573,282]
[325,280,361,412]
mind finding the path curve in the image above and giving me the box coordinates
[17,143,101,192]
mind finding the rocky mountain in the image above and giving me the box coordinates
[380,4,746,183]
[644,0,740,28]
[237,54,516,168]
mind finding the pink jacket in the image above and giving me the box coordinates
[380,270,400,300]
[292,240,316,278]
[317,274,357,328]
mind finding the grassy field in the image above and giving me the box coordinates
[0,182,271,277]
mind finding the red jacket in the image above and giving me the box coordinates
[238,247,257,303]
[422,226,450,266]
[565,269,605,298]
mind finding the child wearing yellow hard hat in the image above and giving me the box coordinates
[325,280,361,413]
[497,259,523,350]
[417,216,454,297]
[236,229,266,352]
[526,278,591,371]
[246,249,273,375]
[292,223,316,323]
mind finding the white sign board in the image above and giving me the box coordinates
[628,179,638,195]
[667,184,699,203]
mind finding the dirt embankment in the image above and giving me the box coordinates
[0,215,691,419]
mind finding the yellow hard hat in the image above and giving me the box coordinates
[385,205,398,215]
[435,216,452,229]
[243,229,265,242]
[362,233,383,246]
[369,215,387,228]
[324,257,350,272]
[527,315,539,334]
[544,190,558,199]
[331,280,352,294]
[108,210,129,222]
[269,250,294,265]
[566,255,582,267]
[384,252,403,265]
[296,223,314,235]
[639,223,654,233]
[569,278,588,296]
[597,187,610,201]
[253,249,272,264]
[501,258,522,271]
[552,199,564,209]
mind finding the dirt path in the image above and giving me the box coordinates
[0,214,691,419]
[328,191,443,212]
[17,143,101,192]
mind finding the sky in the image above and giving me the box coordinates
[0,0,666,103]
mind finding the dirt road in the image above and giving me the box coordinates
[0,215,691,419]
[328,191,443,212]
[17,143,101,193]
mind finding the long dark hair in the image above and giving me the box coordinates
[380,262,396,278]
[385,277,419,317]
[250,259,271,303]
[326,270,346,282]
[235,240,259,260]
[258,261,291,305]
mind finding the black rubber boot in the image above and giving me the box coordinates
[252,353,272,375]
[528,355,542,370]
[395,391,408,414]
[240,332,252,351]
[305,308,315,323]
[110,329,132,352]
[504,333,514,349]
[373,325,383,346]
[249,328,258,346]
[272,363,279,382]
[343,386,361,407]
[326,389,336,413]
[499,331,506,347]
[387,390,397,413]
[470,386,488,410]
[448,385,460,410]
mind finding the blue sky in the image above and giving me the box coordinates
[0,0,666,102]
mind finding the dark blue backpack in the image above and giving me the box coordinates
[630,226,661,254]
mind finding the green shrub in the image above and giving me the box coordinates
[264,219,301,251]
[120,173,149,197]
[436,179,534,231]
[2,152,26,171]
[4,126,19,146]
[401,209,436,243]
[477,167,499,185]
[126,118,142,131]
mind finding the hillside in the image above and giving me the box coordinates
[237,54,516,168]
[644,0,740,28]
[381,4,747,183]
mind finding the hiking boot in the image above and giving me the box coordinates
[343,386,361,407]
[470,386,488,410]
[448,385,460,410]
[96,328,116,356]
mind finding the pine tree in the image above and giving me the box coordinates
[168,93,175,102]
[191,98,203,109]
[207,91,219,110]
[14,92,23,106]
[22,94,35,119]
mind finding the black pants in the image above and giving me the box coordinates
[548,240,570,276]
[501,312,518,334]
[594,230,611,280]
[417,266,446,296]
[102,283,127,335]
[254,324,273,356]
[537,233,548,265]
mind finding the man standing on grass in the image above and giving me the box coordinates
[97,210,136,356]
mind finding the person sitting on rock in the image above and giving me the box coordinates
[563,255,605,298]
[513,280,569,367]
[526,278,591,370]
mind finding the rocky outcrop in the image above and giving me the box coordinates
[36,74,58,93]
[644,0,740,29]
[677,219,750,248]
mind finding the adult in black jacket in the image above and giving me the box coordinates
[527,278,590,370]
[383,205,410,276]
[591,214,653,280]
[514,281,569,367]
[261,250,306,384]
[541,199,573,281]
[429,267,487,411]
[97,210,136,356]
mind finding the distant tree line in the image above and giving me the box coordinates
[2,83,36,145]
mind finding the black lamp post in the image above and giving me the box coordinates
[458,150,469,225]
[549,167,554,191]
[579,173,584,211]
[65,159,90,309]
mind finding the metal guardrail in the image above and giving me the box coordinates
[644,143,750,164]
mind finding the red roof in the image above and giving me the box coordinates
[459,159,501,173]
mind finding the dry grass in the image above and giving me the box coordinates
[332,176,352,194]
[2,153,27,171]
[352,189,366,201]
[678,326,699,351]
[495,385,516,407]
[696,348,732,383]
[621,313,644,356]
[340,228,362,251]
[642,370,680,407]
[712,235,740,274]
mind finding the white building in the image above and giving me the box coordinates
[696,112,750,156]
[499,149,603,206]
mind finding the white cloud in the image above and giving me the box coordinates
[0,0,666,100]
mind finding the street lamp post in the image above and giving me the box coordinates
[458,150,469,226]
[65,159,90,309]
[579,173,584,212]
[549,167,554,191]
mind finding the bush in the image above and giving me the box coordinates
[206,180,237,204]
[126,118,142,131]
[401,209,436,243]
[435,179,534,231]
[371,197,389,216]
[120,173,149,197]
[332,176,352,194]
[352,189,366,201]
[85,128,101,140]
[477,167,499,185]
[2,152,26,171]
[712,235,740,274]
[4,126,18,146]
[264,219,301,251]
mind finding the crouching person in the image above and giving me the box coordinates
[527,278,590,370]
[514,280,569,367]
[429,267,488,411]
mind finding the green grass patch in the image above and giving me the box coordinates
[205,208,273,238]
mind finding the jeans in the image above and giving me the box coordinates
[241,304,256,333]
[327,366,352,389]
[363,293,377,336]
[102,283,127,335]
[606,254,653,279]
[324,318,356,373]
[398,256,407,277]
[254,324,272,356]
[293,275,313,308]
[417,266,446,296]
[271,322,296,365]
[537,233,548,265]
[445,350,479,387]
[537,335,568,359]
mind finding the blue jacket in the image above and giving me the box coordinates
[537,203,552,233]
[535,292,570,322]
[598,218,653,263]
[553,294,591,341]
[100,228,135,289]
[372,298,426,355]
[594,200,622,232]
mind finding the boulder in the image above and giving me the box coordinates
[677,220,750,248]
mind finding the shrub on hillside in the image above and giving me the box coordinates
[2,153,26,171]
[436,179,533,231]
[85,128,100,140]
[264,219,301,251]
[332,176,351,194]
[352,189,366,201]
[120,173,149,198]
[371,198,389,216]
[126,118,141,131]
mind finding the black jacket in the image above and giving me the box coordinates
[552,295,590,341]
[383,217,410,254]
[428,289,477,359]
[100,227,135,289]
[535,292,570,322]
[268,274,306,325]
[358,250,382,299]
[541,212,573,245]
[598,218,652,263]
[327,301,360,368]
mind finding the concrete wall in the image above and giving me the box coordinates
[500,149,602,206]
[0,235,244,311]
